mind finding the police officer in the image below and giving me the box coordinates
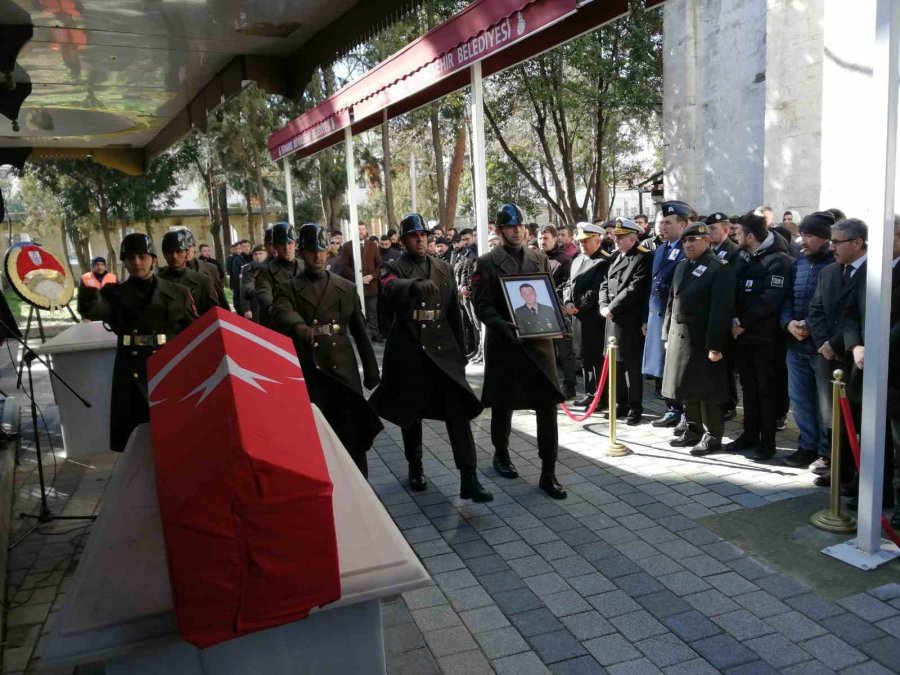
[599,218,652,425]
[271,223,382,477]
[471,203,566,499]
[662,222,736,455]
[159,230,218,316]
[371,213,492,502]
[182,229,230,311]
[78,234,197,452]
[256,222,304,328]
[727,211,792,460]
[645,202,688,428]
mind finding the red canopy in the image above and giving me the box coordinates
[269,0,646,161]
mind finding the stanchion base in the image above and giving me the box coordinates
[606,443,631,458]
[822,538,900,570]
[810,509,857,534]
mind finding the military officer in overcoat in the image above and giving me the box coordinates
[599,218,652,425]
[370,213,492,502]
[271,223,382,477]
[661,222,736,455]
[78,233,197,452]
[256,222,304,328]
[644,202,688,428]
[471,203,566,499]
[183,229,230,311]
[563,223,611,408]
[158,230,218,316]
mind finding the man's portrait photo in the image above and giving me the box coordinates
[501,274,566,338]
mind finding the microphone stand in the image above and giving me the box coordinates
[0,315,97,550]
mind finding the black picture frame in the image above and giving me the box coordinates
[500,273,568,339]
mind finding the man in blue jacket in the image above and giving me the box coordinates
[779,212,835,469]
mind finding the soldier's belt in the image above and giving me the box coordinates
[312,324,342,336]
[120,334,167,347]
[412,310,442,320]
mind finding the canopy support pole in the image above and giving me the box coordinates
[345,127,366,311]
[858,0,900,556]
[471,60,489,255]
[283,157,294,225]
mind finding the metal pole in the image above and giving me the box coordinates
[470,61,489,255]
[410,154,417,213]
[283,156,294,225]
[344,127,366,312]
[858,0,900,553]
[811,370,856,533]
[606,337,630,457]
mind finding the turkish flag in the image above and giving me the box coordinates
[147,308,340,648]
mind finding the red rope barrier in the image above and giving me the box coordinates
[560,354,610,422]
[838,396,900,547]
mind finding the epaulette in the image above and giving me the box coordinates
[380,259,401,277]
[637,246,650,253]
[600,250,611,258]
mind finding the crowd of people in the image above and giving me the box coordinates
[74,201,900,522]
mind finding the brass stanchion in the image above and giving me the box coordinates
[811,369,856,533]
[606,337,631,457]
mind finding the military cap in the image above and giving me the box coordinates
[181,228,196,248]
[681,222,711,239]
[661,200,695,217]
[119,233,157,260]
[263,225,275,246]
[703,212,730,226]
[576,222,605,240]
[91,256,106,266]
[496,203,525,227]
[400,213,428,237]
[610,218,642,236]
[161,229,192,252]
[297,223,328,252]
[271,222,295,245]
[798,211,835,240]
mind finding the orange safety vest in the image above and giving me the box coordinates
[81,271,117,289]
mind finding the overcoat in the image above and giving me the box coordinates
[599,245,652,363]
[563,250,610,366]
[370,253,482,428]
[158,266,218,316]
[187,257,229,310]
[256,258,304,326]
[271,272,383,453]
[642,240,684,378]
[80,276,197,452]
[471,245,564,409]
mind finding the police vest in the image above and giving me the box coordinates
[81,271,117,289]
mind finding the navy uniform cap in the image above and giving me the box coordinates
[611,218,642,236]
[662,201,695,217]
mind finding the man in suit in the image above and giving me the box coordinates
[472,203,566,499]
[541,225,577,398]
[371,213,491,502]
[339,221,382,341]
[255,222,304,328]
[181,230,230,311]
[599,218,652,425]
[78,234,197,452]
[645,201,688,428]
[158,230,218,316]
[563,223,611,408]
[272,223,382,477]
[662,222,735,455]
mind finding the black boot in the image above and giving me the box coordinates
[460,473,493,502]
[492,453,519,479]
[408,467,427,492]
[539,473,567,500]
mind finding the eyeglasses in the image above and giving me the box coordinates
[830,237,860,246]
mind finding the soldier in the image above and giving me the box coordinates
[645,202,688,428]
[271,223,382,477]
[563,223,612,407]
[158,230,218,316]
[78,233,197,452]
[256,222,304,328]
[370,213,492,501]
[662,222,736,455]
[599,218,652,425]
[183,229,230,311]
[471,203,566,499]
[240,226,273,321]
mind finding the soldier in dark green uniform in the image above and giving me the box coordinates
[256,222,304,328]
[513,283,559,335]
[158,230,218,316]
[271,223,382,477]
[370,213,492,502]
[183,229,230,311]
[78,234,197,452]
[472,203,566,500]
[661,222,736,455]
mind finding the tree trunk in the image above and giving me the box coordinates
[219,183,233,250]
[327,194,343,231]
[243,189,256,245]
[98,205,116,275]
[430,103,445,222]
[382,117,397,228]
[252,149,268,241]
[68,220,90,272]
[442,123,466,228]
[205,165,224,263]
[59,219,76,282]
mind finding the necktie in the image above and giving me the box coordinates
[531,307,537,315]
[842,264,852,286]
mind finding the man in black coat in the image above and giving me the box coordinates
[256,222,304,328]
[371,213,491,502]
[78,234,197,452]
[706,212,742,418]
[563,223,611,408]
[184,230,229,311]
[541,224,578,399]
[727,212,793,460]
[271,223,382,477]
[599,218,652,425]
[472,203,566,499]
[662,222,735,455]
[158,230,218,316]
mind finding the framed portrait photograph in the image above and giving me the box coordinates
[500,273,568,339]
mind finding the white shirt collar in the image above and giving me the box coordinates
[893,256,900,268]
[850,254,867,272]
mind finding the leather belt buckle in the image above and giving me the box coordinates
[413,310,441,321]
[122,334,165,347]
[313,324,341,336]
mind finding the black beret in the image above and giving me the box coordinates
[798,211,835,240]
[703,212,729,226]
[681,222,711,239]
